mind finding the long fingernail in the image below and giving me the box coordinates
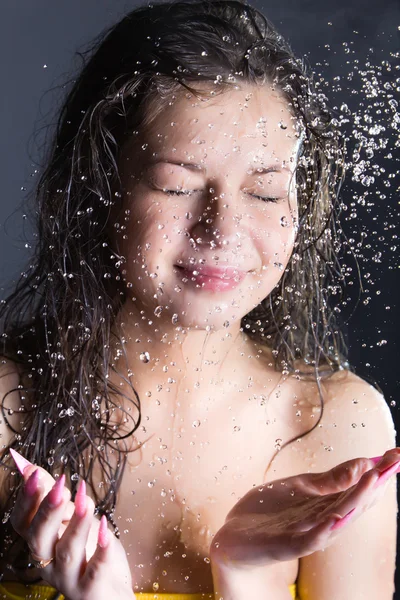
[48,474,66,507]
[97,515,109,549]
[74,480,87,518]
[374,461,400,488]
[330,507,356,531]
[24,469,39,497]
[10,449,33,475]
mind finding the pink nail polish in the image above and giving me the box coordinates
[47,474,66,507]
[97,515,109,549]
[10,448,33,475]
[374,461,400,488]
[330,507,356,531]
[25,469,39,497]
[74,480,87,518]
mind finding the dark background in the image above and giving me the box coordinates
[0,0,399,595]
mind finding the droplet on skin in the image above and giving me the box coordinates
[273,262,284,271]
[280,216,290,227]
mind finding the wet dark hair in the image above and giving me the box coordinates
[0,0,351,573]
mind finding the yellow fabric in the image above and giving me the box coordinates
[0,581,298,599]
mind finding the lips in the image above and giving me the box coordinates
[175,265,247,280]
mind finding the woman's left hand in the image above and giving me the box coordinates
[209,448,400,570]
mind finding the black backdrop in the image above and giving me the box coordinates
[0,0,399,595]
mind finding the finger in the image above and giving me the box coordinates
[55,481,95,583]
[11,459,61,534]
[305,457,374,495]
[11,457,75,527]
[10,469,44,535]
[22,463,56,491]
[23,465,75,526]
[27,474,71,560]
[317,467,381,523]
[370,449,400,473]
[81,515,111,588]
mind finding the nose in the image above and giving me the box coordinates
[189,187,245,250]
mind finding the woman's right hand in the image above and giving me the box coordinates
[9,456,135,600]
[210,448,400,570]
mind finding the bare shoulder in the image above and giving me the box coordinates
[298,367,396,473]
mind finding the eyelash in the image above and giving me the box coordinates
[164,190,281,203]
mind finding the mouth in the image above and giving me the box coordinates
[174,265,247,280]
[174,264,247,292]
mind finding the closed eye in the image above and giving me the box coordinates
[250,194,282,203]
[164,189,197,196]
[163,189,281,203]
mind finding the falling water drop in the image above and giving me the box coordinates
[154,306,163,317]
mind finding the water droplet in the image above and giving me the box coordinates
[192,420,201,428]
[2,511,11,524]
[140,352,150,363]
[280,216,289,227]
[154,306,163,317]
[273,262,284,271]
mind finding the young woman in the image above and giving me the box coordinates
[0,0,397,599]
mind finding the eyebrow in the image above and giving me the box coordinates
[145,158,292,175]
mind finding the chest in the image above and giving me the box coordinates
[112,376,315,593]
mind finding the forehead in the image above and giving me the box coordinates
[141,84,301,169]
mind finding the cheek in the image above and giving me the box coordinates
[120,207,187,273]
[251,204,297,264]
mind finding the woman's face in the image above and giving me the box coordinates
[114,84,301,331]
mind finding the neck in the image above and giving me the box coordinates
[111,300,258,388]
